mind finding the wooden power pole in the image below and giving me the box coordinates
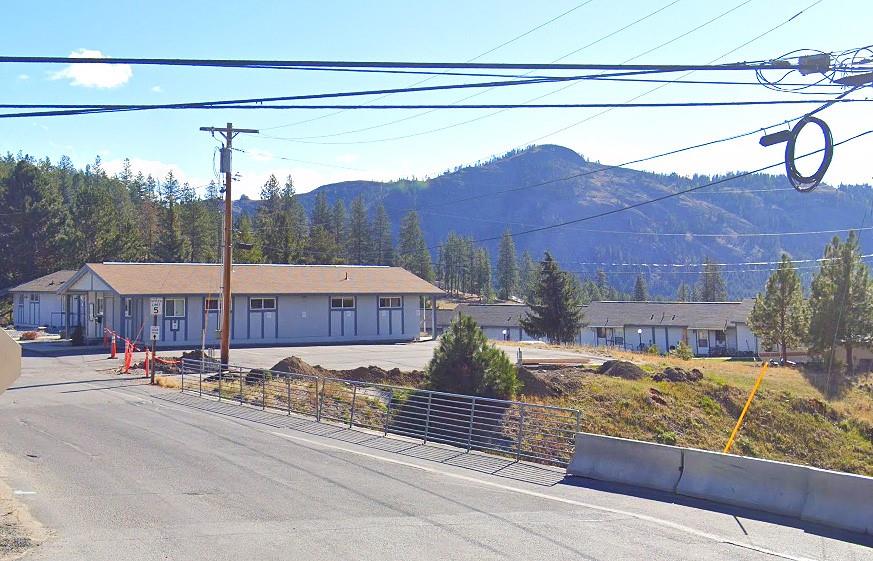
[199,123,258,365]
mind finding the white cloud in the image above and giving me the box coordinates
[17,74,29,81]
[150,85,162,93]
[50,49,132,88]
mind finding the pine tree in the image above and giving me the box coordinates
[595,269,616,299]
[808,232,873,376]
[520,252,585,344]
[372,202,394,266]
[154,171,191,262]
[633,273,649,301]
[676,282,690,302]
[699,257,727,301]
[307,192,339,263]
[748,254,807,364]
[331,199,347,259]
[347,195,371,264]
[397,211,434,281]
[471,247,493,302]
[257,174,282,262]
[277,175,308,263]
[496,230,519,300]
[234,214,263,263]
[518,250,538,303]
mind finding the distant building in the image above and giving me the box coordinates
[56,262,442,346]
[9,270,77,331]
[580,300,758,357]
[437,303,541,341]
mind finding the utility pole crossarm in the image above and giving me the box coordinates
[199,122,258,366]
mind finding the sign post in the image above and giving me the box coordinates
[150,298,161,384]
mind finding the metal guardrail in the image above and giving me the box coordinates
[179,358,581,467]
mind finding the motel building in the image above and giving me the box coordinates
[56,262,443,346]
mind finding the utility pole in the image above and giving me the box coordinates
[199,123,258,365]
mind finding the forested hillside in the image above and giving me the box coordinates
[2,146,871,300]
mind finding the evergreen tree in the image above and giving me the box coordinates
[520,252,585,344]
[518,250,538,303]
[595,269,616,299]
[808,232,873,376]
[471,247,493,302]
[676,282,690,302]
[698,257,727,301]
[257,174,283,262]
[425,315,519,399]
[397,211,434,281]
[346,195,371,264]
[234,214,263,263]
[0,160,71,286]
[372,202,394,266]
[277,175,308,263]
[496,230,519,300]
[331,199,347,257]
[748,254,807,364]
[307,192,339,263]
[154,171,191,262]
[633,273,649,301]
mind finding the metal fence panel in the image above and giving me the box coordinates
[180,358,580,467]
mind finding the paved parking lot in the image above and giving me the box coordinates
[227,340,603,371]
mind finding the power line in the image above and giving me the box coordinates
[455,128,873,247]
[269,0,682,141]
[5,98,869,120]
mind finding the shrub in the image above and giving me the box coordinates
[646,343,660,355]
[655,430,677,445]
[426,315,520,399]
[672,340,693,360]
[20,331,39,341]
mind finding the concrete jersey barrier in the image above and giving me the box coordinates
[0,329,22,394]
[801,467,873,534]
[676,448,810,518]
[566,432,873,535]
[567,433,683,492]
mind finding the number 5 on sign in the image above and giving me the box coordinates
[150,298,162,316]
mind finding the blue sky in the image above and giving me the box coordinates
[2,0,871,197]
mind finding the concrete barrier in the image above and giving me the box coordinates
[676,448,809,518]
[0,328,22,394]
[801,467,873,534]
[567,433,683,492]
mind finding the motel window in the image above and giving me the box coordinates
[379,296,402,309]
[715,330,726,345]
[124,299,132,318]
[205,298,220,311]
[331,296,355,309]
[164,298,185,318]
[96,296,104,316]
[697,333,708,348]
[250,297,276,311]
[595,327,606,338]
[30,293,40,302]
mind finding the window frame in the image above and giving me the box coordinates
[164,298,186,318]
[124,299,132,318]
[30,293,40,303]
[249,297,276,311]
[714,330,727,345]
[378,296,402,309]
[95,296,104,316]
[331,296,355,309]
[204,298,220,311]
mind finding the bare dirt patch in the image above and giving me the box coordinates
[0,479,47,561]
[269,356,427,388]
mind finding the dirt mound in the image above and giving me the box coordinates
[597,360,647,380]
[269,356,426,387]
[180,349,217,362]
[652,367,703,383]
[518,366,597,397]
[270,356,330,377]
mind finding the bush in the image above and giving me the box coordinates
[426,315,520,399]
[655,430,677,445]
[20,331,39,341]
[672,340,693,361]
[646,343,660,355]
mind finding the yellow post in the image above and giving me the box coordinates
[724,361,769,453]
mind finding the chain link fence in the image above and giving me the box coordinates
[180,358,580,467]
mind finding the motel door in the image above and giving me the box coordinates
[330,296,356,337]
[378,296,403,336]
[28,295,40,325]
[248,297,277,340]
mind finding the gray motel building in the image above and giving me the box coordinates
[55,262,442,346]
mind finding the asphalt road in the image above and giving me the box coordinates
[1,353,871,560]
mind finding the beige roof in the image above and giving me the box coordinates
[9,270,77,293]
[66,263,443,296]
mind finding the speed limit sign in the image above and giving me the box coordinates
[150,297,162,316]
